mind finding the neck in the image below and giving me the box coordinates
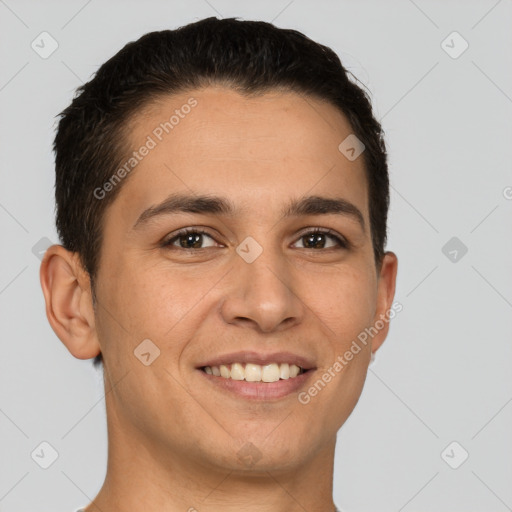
[86,395,338,512]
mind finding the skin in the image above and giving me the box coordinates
[40,86,397,512]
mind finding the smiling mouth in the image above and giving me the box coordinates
[201,363,307,382]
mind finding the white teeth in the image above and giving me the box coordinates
[203,363,304,382]
[230,363,245,381]
[289,364,300,378]
[245,363,262,382]
[262,363,280,382]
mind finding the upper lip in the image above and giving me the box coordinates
[196,351,316,371]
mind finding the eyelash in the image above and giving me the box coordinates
[161,227,350,251]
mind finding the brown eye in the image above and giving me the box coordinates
[162,229,218,250]
[293,229,348,250]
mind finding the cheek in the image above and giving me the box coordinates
[303,269,375,428]
[93,258,177,366]
[304,265,377,343]
[112,262,218,350]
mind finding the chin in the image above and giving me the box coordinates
[211,431,324,474]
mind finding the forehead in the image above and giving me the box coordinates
[113,86,368,222]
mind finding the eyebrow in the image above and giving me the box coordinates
[132,193,366,232]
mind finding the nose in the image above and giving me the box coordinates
[219,245,304,334]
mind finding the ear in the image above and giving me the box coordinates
[39,244,101,360]
[370,251,398,354]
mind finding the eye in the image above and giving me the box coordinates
[292,228,349,250]
[161,228,220,250]
[161,227,349,252]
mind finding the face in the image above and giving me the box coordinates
[87,86,397,473]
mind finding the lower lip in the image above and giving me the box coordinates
[197,369,314,400]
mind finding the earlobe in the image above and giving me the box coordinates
[370,251,399,354]
[39,245,100,360]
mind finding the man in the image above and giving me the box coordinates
[40,17,398,512]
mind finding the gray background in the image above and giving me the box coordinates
[1,1,511,511]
